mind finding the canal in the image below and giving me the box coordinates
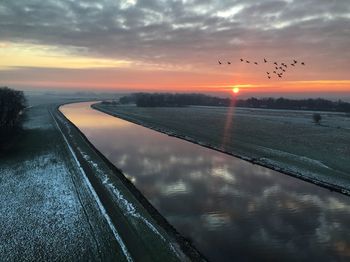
[60,102,350,261]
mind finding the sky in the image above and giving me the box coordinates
[0,0,349,98]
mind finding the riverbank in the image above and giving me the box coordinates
[0,103,127,261]
[1,98,203,261]
[92,103,350,196]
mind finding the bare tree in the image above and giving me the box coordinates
[0,87,26,139]
[312,113,322,125]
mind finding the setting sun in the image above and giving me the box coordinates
[232,87,240,94]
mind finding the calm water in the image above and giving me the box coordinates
[61,102,350,261]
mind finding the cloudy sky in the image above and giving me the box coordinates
[0,0,349,96]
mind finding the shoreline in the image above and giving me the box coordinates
[92,103,350,197]
[53,102,206,261]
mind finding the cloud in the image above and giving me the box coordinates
[0,0,349,87]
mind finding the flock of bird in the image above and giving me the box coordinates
[218,58,306,79]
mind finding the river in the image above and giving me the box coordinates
[60,102,350,261]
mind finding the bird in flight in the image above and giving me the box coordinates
[216,56,306,80]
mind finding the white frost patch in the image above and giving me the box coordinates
[51,111,133,262]
[298,156,331,169]
[105,180,181,257]
[259,146,332,170]
[0,152,92,260]
[107,181,166,240]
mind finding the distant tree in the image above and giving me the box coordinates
[0,87,26,142]
[119,94,137,104]
[312,113,322,125]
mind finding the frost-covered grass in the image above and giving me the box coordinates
[0,105,123,261]
[94,104,350,191]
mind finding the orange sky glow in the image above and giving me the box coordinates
[1,42,349,97]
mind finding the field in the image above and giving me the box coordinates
[94,104,350,193]
[0,95,195,261]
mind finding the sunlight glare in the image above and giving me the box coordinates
[232,87,240,94]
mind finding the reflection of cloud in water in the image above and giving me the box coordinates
[201,212,231,231]
[160,180,191,196]
[188,171,203,180]
[63,102,350,262]
[262,184,280,197]
[211,165,236,184]
[117,154,128,166]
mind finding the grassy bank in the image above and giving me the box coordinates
[93,103,350,195]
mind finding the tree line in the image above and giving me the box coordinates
[0,87,26,145]
[117,93,350,112]
[235,97,350,112]
[119,93,230,107]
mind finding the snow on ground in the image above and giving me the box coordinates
[0,105,121,261]
[0,153,99,261]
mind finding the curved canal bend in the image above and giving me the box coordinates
[60,102,350,262]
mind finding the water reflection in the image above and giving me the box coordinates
[61,102,350,262]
